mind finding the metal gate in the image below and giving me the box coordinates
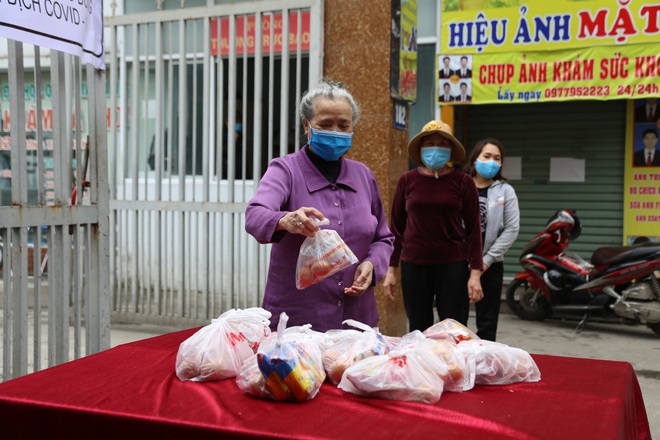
[105,0,323,327]
[0,41,110,381]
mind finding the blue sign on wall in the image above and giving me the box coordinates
[394,100,407,131]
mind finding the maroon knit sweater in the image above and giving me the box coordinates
[389,168,483,270]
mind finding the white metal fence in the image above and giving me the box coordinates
[105,0,323,326]
[0,41,109,381]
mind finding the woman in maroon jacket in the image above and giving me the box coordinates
[383,120,483,332]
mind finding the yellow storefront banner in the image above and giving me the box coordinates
[624,100,660,244]
[437,42,660,105]
[441,0,660,54]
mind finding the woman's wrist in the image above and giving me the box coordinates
[275,216,286,231]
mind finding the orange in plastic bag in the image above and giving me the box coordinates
[295,219,358,290]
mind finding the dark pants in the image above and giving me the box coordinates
[401,260,470,332]
[474,261,504,341]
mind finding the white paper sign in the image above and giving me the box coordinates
[0,1,105,69]
[503,156,522,180]
[550,157,585,182]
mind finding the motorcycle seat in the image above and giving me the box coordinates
[591,243,660,266]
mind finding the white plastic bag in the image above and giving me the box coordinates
[256,313,326,401]
[457,339,541,385]
[396,330,475,392]
[295,219,358,290]
[175,307,271,382]
[236,354,273,399]
[238,321,327,400]
[322,319,396,385]
[338,345,446,404]
[422,318,480,343]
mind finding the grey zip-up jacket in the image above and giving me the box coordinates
[482,180,520,268]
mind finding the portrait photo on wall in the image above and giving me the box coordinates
[634,97,660,125]
[455,80,472,103]
[438,80,472,104]
[437,54,473,103]
[456,55,472,79]
[438,56,455,79]
[439,80,456,102]
[437,54,474,104]
[438,54,473,80]
[633,124,660,167]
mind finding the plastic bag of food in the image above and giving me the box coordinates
[457,339,541,385]
[236,353,273,399]
[395,330,475,392]
[295,219,358,290]
[322,319,396,385]
[422,318,479,343]
[278,323,328,353]
[338,345,446,404]
[256,313,326,401]
[238,322,327,399]
[175,307,271,382]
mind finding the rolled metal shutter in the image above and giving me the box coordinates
[462,100,627,278]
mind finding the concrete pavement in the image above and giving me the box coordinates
[110,306,660,439]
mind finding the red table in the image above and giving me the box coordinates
[0,328,651,440]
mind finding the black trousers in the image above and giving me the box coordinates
[474,261,504,341]
[400,260,470,332]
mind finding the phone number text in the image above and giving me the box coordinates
[544,85,610,99]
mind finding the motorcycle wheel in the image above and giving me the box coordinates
[648,322,660,337]
[506,279,552,321]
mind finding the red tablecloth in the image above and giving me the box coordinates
[0,328,651,440]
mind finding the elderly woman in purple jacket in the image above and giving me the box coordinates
[245,81,394,332]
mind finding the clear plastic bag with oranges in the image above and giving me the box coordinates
[295,219,358,290]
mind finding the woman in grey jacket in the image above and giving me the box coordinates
[465,138,520,341]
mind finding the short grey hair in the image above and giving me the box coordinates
[298,80,360,125]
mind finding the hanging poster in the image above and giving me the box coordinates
[391,0,418,102]
[624,99,660,244]
[0,1,105,69]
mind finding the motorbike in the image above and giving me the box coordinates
[506,209,660,336]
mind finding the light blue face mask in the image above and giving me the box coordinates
[235,123,242,134]
[421,146,451,170]
[309,127,353,161]
[475,159,501,179]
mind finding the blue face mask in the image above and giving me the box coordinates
[475,159,501,179]
[421,146,451,170]
[235,123,242,133]
[309,127,353,161]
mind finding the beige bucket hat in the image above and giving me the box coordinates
[408,119,466,165]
